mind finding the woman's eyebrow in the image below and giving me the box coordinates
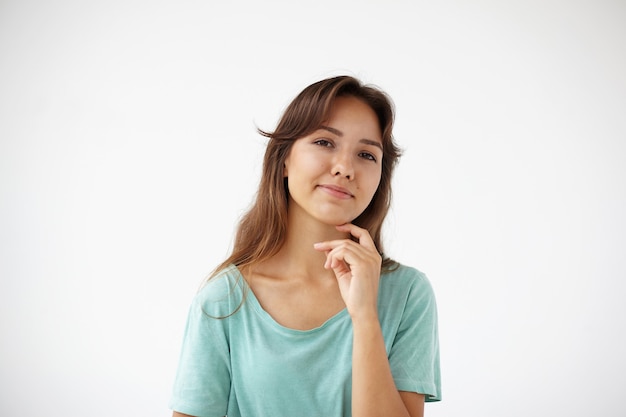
[360,139,383,151]
[320,125,343,136]
[319,126,383,151]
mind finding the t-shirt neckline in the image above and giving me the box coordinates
[230,264,350,335]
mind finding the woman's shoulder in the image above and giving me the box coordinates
[379,263,438,325]
[380,262,436,299]
[382,262,430,285]
[192,264,247,312]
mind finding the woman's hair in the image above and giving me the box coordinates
[211,75,402,279]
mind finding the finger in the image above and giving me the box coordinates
[314,239,366,257]
[313,239,360,252]
[313,241,333,251]
[314,243,350,271]
[335,223,376,249]
[325,243,366,270]
[326,249,352,275]
[313,225,372,251]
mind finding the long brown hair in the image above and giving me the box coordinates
[211,75,402,280]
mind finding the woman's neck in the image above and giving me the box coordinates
[261,210,350,281]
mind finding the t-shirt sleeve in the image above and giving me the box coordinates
[169,277,235,417]
[388,269,442,402]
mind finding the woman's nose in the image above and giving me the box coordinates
[331,152,354,180]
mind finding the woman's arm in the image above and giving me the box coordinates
[351,316,424,417]
[400,391,426,416]
[314,224,425,417]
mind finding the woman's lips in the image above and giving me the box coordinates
[317,184,354,199]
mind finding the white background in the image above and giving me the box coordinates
[1,0,625,416]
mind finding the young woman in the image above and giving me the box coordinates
[169,75,441,417]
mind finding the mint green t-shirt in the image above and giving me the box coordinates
[170,264,441,417]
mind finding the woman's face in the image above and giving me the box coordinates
[284,96,383,227]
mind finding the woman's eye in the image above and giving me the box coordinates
[359,152,377,162]
[313,139,333,147]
